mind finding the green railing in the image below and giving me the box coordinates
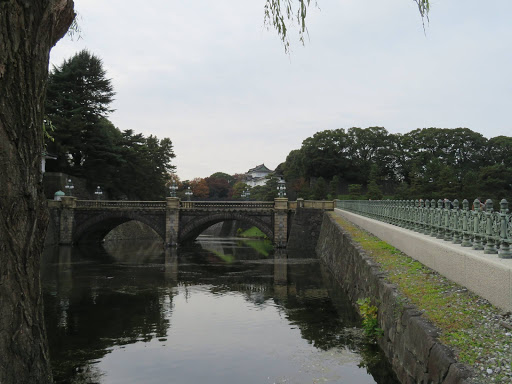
[336,198,511,259]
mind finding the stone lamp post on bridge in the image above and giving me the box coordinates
[242,188,250,201]
[169,180,177,198]
[94,186,103,200]
[277,179,286,198]
[65,178,74,196]
[185,187,192,201]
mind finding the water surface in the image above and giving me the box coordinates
[42,238,398,384]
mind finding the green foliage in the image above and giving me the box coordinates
[477,165,512,203]
[205,176,232,199]
[366,164,383,200]
[249,176,279,201]
[329,175,340,197]
[42,117,55,148]
[238,226,268,239]
[367,180,383,200]
[46,50,115,173]
[232,181,249,200]
[356,298,383,339]
[414,0,430,21]
[393,182,410,200]
[209,172,235,185]
[264,0,315,52]
[312,177,328,200]
[282,126,512,203]
[348,184,363,200]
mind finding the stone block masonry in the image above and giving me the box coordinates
[316,213,475,384]
[287,207,325,252]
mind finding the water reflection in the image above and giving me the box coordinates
[42,239,398,384]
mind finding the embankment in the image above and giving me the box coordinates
[315,212,475,384]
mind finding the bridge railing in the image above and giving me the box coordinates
[180,201,275,209]
[336,199,512,259]
[75,200,166,209]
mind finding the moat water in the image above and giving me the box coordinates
[42,237,399,384]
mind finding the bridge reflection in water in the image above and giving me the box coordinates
[41,238,398,384]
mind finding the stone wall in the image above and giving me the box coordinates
[287,207,325,252]
[316,213,475,384]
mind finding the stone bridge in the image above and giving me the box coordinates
[48,197,335,247]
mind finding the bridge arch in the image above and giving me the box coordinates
[179,212,273,244]
[73,211,166,244]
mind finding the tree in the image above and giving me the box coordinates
[346,126,392,184]
[300,128,351,179]
[348,184,363,200]
[487,136,512,168]
[45,50,115,176]
[209,172,235,185]
[206,176,232,199]
[366,164,383,200]
[437,165,460,200]
[0,2,75,383]
[329,175,340,198]
[312,177,328,200]
[190,178,210,199]
[477,165,512,203]
[112,130,175,200]
[232,181,249,200]
[394,182,411,200]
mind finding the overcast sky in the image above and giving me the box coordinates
[50,0,512,180]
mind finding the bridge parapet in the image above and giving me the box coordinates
[180,201,275,210]
[75,200,166,210]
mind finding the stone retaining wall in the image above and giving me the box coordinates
[316,213,475,384]
[287,207,324,252]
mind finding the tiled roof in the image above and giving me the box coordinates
[247,164,272,173]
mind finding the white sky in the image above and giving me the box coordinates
[50,0,512,180]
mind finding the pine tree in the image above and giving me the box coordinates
[45,49,115,176]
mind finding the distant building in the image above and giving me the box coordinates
[245,164,284,187]
[41,151,57,174]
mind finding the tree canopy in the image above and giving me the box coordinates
[282,126,512,203]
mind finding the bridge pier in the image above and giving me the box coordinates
[59,196,76,245]
[165,197,180,246]
[273,198,288,248]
